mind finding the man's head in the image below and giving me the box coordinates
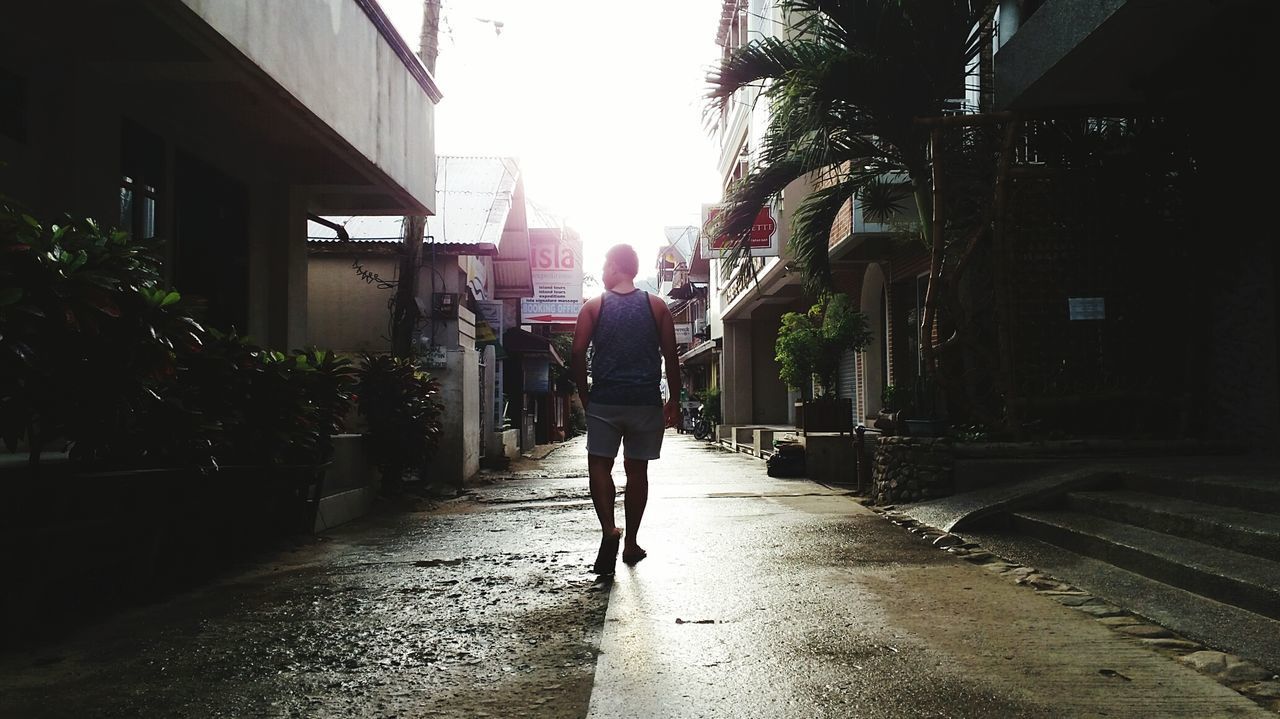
[603,243,639,289]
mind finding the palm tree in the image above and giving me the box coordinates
[706,0,996,371]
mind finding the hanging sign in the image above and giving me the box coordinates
[521,228,584,323]
[674,323,693,344]
[521,299,583,324]
[475,301,503,344]
[701,203,779,257]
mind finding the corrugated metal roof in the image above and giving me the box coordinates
[308,155,521,246]
[661,225,699,265]
[307,215,405,243]
[493,258,533,299]
[526,198,566,230]
[431,156,521,246]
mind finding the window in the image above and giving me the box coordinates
[0,67,27,143]
[120,121,164,240]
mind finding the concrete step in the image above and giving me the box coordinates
[1011,509,1280,620]
[1119,473,1280,512]
[1065,489,1280,561]
[958,527,1280,674]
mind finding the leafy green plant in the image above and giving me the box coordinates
[953,424,989,443]
[775,293,871,399]
[0,200,205,466]
[355,353,443,492]
[1,200,359,472]
[701,387,722,425]
[550,332,576,393]
[880,385,900,413]
[180,331,357,467]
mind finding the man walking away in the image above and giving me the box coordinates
[571,244,680,575]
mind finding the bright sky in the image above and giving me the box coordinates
[381,0,724,295]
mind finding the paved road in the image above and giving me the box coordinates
[0,433,1270,717]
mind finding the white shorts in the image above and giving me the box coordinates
[586,403,665,461]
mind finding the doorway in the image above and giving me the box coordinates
[859,263,889,420]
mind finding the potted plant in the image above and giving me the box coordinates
[903,375,948,437]
[775,293,870,433]
[874,384,902,435]
[180,332,358,540]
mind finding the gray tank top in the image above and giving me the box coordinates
[590,289,662,406]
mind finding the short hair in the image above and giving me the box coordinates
[605,244,639,278]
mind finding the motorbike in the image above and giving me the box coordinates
[691,404,713,440]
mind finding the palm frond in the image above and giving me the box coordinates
[713,157,809,291]
[708,0,998,290]
[706,37,833,108]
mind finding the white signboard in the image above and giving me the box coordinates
[529,230,583,302]
[521,299,583,324]
[524,229,583,323]
[674,323,693,344]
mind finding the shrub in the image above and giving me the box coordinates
[701,387,722,425]
[775,293,871,398]
[0,201,356,470]
[355,353,443,491]
[179,332,358,467]
[0,200,205,467]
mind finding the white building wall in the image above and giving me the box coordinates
[180,0,436,210]
[429,305,480,485]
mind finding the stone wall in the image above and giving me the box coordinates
[872,437,954,505]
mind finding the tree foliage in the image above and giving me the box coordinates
[706,0,993,293]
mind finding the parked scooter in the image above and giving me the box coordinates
[692,404,713,440]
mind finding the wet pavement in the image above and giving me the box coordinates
[0,434,1273,717]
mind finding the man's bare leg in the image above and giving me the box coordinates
[622,458,649,564]
[588,455,620,534]
[588,455,622,573]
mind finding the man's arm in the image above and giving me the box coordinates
[571,298,599,410]
[652,295,682,428]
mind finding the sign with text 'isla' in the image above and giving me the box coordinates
[701,203,779,257]
[522,228,583,324]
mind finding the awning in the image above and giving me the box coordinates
[680,338,719,366]
[665,281,706,298]
[503,327,564,366]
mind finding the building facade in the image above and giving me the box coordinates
[308,156,531,485]
[1,0,440,351]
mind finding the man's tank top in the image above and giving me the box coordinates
[589,289,662,406]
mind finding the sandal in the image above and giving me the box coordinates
[592,530,622,575]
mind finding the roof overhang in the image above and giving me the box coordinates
[680,338,719,366]
[3,1,439,215]
[503,328,564,366]
[721,257,807,322]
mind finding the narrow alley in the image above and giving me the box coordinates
[0,434,1271,718]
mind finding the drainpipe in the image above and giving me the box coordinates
[307,214,350,243]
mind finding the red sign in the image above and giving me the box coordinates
[702,204,778,251]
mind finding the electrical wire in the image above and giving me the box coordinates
[351,257,398,289]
